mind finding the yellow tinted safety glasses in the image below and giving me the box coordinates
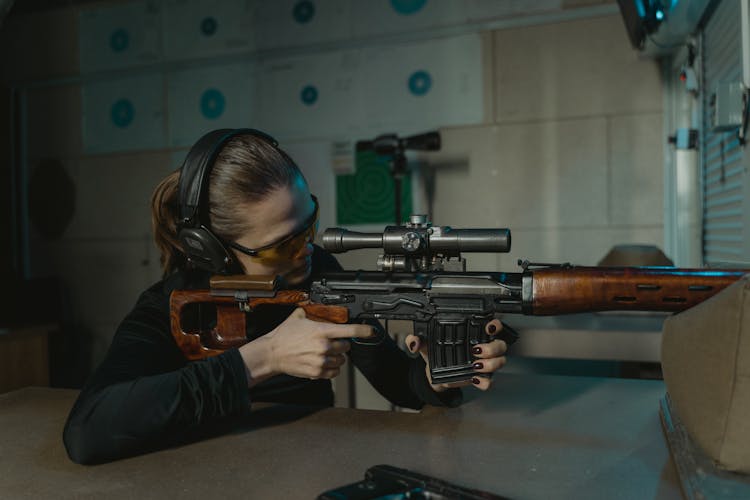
[226,195,319,263]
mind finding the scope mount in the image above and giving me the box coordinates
[377,214,466,272]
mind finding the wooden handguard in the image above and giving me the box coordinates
[170,284,350,360]
[530,267,750,315]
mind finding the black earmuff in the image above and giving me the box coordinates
[177,128,279,274]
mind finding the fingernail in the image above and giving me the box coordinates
[472,377,481,385]
[473,362,483,370]
[409,341,416,352]
[488,324,497,334]
[472,347,482,355]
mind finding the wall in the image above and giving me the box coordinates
[432,15,663,273]
[0,0,664,407]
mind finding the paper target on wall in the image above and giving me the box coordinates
[351,0,467,39]
[82,74,166,154]
[162,0,256,60]
[361,33,483,132]
[79,0,161,72]
[256,0,351,51]
[336,149,412,225]
[257,51,365,140]
[167,63,256,147]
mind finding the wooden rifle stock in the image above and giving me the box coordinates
[170,278,349,360]
[528,267,748,315]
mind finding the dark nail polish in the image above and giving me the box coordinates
[409,341,416,352]
[488,324,497,334]
[473,362,484,370]
[472,377,481,385]
[472,347,482,355]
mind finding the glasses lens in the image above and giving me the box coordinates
[253,220,318,263]
[229,196,319,263]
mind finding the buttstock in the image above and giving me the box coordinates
[170,290,249,360]
[170,289,351,361]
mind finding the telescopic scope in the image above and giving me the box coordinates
[322,225,511,255]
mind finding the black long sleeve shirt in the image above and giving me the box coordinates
[63,245,461,464]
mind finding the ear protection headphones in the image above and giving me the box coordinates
[177,128,279,274]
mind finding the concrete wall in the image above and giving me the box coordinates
[435,15,663,272]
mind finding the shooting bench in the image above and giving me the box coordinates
[0,372,683,499]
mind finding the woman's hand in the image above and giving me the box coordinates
[239,308,374,386]
[404,318,508,392]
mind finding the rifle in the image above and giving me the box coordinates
[170,215,748,384]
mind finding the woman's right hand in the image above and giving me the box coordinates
[239,308,374,386]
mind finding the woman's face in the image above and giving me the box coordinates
[232,176,316,285]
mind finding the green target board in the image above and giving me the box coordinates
[336,150,413,225]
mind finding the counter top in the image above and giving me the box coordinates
[0,372,682,499]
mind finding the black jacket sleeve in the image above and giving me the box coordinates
[63,284,251,465]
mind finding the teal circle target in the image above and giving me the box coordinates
[110,29,129,53]
[110,98,135,128]
[200,89,225,119]
[293,1,315,24]
[408,70,432,96]
[201,17,218,36]
[390,0,427,15]
[300,85,318,106]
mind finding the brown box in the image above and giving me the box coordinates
[0,325,51,394]
[661,275,750,473]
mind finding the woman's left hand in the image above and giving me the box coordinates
[404,318,508,392]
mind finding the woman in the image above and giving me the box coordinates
[63,128,508,465]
